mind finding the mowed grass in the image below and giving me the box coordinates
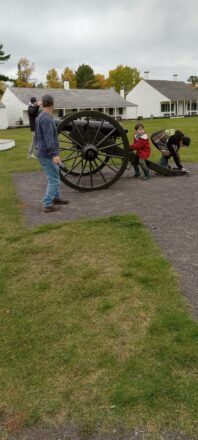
[0,122,198,438]
[124,115,198,163]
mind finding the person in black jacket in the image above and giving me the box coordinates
[27,97,41,157]
[151,129,191,171]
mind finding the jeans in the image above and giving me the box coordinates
[38,157,60,207]
[159,155,169,168]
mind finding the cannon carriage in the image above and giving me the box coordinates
[57,110,187,192]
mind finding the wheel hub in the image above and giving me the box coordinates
[83,145,98,161]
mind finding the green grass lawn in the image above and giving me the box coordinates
[124,115,198,163]
[0,122,198,439]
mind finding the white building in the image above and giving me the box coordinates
[2,84,137,127]
[126,74,198,119]
[0,101,8,129]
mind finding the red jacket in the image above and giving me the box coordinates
[129,134,151,159]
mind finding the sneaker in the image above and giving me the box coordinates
[142,170,150,180]
[53,198,69,205]
[133,166,140,177]
[28,153,36,158]
[43,205,60,213]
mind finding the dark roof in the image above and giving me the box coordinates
[0,101,5,108]
[145,80,198,101]
[8,87,136,108]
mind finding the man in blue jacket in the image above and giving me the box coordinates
[36,94,69,212]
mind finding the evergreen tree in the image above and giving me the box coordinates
[187,75,198,87]
[75,64,95,88]
[0,43,11,82]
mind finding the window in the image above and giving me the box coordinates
[58,109,64,117]
[109,108,114,115]
[98,108,103,112]
[118,108,123,115]
[161,103,174,112]
[187,102,197,110]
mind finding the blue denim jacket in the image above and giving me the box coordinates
[36,112,59,158]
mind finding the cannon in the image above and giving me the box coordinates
[57,110,187,192]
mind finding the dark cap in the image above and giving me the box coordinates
[30,97,36,104]
[182,136,191,146]
[42,94,54,108]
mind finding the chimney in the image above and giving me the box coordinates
[120,88,125,98]
[173,74,178,81]
[144,71,150,80]
[63,80,70,90]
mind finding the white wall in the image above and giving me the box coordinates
[125,106,137,119]
[2,88,27,126]
[126,80,168,118]
[22,110,29,125]
[0,107,8,129]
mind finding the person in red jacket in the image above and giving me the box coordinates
[129,123,151,180]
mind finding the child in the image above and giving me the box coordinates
[151,129,191,170]
[129,123,151,180]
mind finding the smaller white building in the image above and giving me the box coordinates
[2,85,137,126]
[126,76,198,119]
[0,101,8,129]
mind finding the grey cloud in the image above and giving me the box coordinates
[1,0,198,83]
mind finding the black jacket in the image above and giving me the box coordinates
[167,133,183,169]
[151,130,184,169]
[28,104,40,131]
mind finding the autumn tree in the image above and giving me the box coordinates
[85,73,108,89]
[16,57,34,87]
[61,67,76,88]
[187,75,198,88]
[0,81,6,97]
[75,64,95,88]
[107,65,141,96]
[46,68,63,88]
[0,43,11,82]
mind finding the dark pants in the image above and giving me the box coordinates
[133,154,149,173]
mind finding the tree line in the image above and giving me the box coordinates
[1,43,198,99]
[0,44,141,97]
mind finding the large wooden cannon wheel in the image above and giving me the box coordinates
[57,110,188,192]
[57,110,129,191]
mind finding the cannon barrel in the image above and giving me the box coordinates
[56,118,128,137]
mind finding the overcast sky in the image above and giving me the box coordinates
[1,0,198,84]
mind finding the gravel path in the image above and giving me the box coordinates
[6,424,198,440]
[13,164,198,319]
